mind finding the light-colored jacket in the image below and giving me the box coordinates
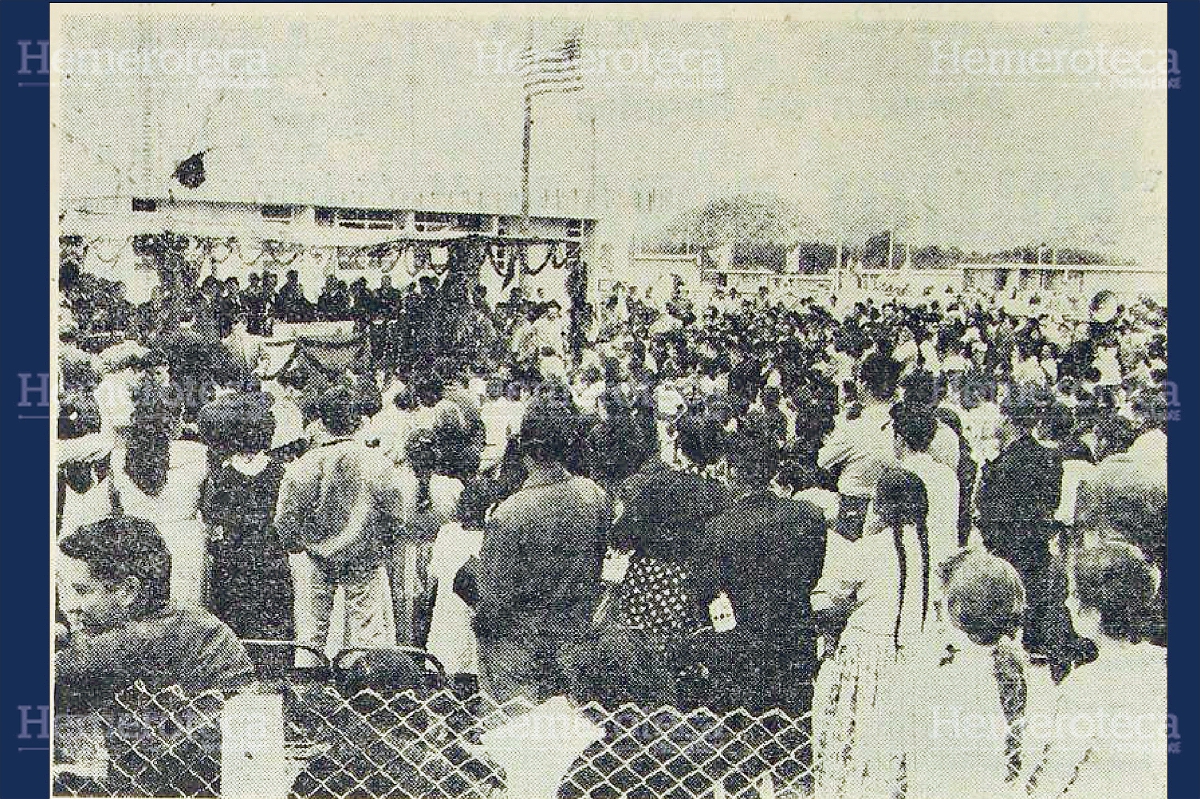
[274,436,403,567]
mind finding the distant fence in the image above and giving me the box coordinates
[54,681,813,799]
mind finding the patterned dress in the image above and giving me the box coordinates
[811,526,930,799]
[615,555,696,655]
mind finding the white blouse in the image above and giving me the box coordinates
[814,523,931,645]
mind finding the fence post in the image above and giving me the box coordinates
[220,690,290,799]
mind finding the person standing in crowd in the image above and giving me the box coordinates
[890,400,959,612]
[389,429,463,647]
[425,480,494,687]
[255,365,309,457]
[476,395,613,704]
[198,392,294,672]
[193,276,223,339]
[392,367,480,481]
[812,467,931,799]
[258,270,278,336]
[349,276,374,330]
[693,412,827,716]
[596,412,729,692]
[479,378,525,471]
[673,403,730,480]
[534,300,569,380]
[372,274,403,368]
[898,369,960,471]
[976,385,1075,678]
[273,269,310,323]
[581,412,651,500]
[274,384,404,660]
[439,365,488,480]
[222,313,265,379]
[956,365,1004,465]
[1074,395,1168,646]
[218,276,243,340]
[316,275,350,321]
[932,404,978,547]
[906,549,1032,799]
[818,352,902,541]
[61,380,210,611]
[241,272,266,335]
[1026,542,1167,799]
[1038,401,1096,529]
[650,370,689,463]
[509,304,546,383]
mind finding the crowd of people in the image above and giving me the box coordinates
[55,259,1169,798]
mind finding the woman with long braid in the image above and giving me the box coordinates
[811,466,932,799]
[906,548,1034,799]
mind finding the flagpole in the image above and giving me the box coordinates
[521,91,532,220]
[518,91,532,294]
[518,22,536,294]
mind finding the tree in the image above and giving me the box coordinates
[911,245,963,270]
[646,193,809,254]
[792,242,838,274]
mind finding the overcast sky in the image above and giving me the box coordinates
[55,6,1167,265]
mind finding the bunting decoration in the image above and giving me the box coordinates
[261,240,306,267]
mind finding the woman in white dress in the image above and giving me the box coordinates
[905,549,1032,799]
[811,467,932,799]
[425,481,496,680]
[389,429,463,647]
[1025,542,1167,799]
[61,378,209,610]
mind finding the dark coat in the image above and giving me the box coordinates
[692,490,827,714]
[976,433,1063,569]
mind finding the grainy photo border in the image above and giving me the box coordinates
[47,5,1170,799]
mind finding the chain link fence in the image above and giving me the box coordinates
[55,656,812,799]
[54,684,225,798]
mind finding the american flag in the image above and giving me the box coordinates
[520,30,584,97]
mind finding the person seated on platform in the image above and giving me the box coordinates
[55,515,255,713]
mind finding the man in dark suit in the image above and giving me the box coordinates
[476,396,614,704]
[976,385,1075,677]
[694,411,827,717]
